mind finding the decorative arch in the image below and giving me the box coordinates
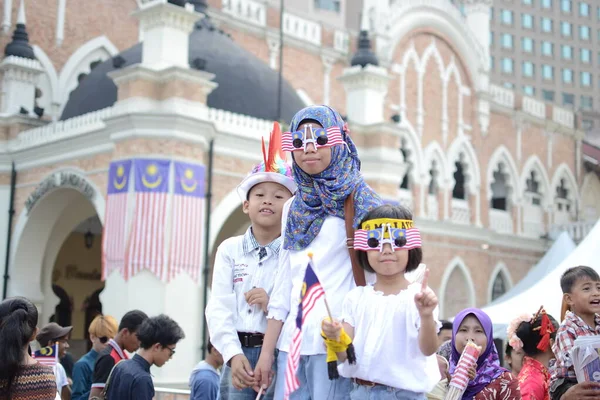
[446,136,481,194]
[423,141,448,188]
[439,256,476,318]
[443,59,464,87]
[520,155,551,205]
[420,40,445,78]
[33,46,59,118]
[486,146,520,203]
[551,163,580,204]
[580,172,600,220]
[398,121,424,183]
[58,36,118,114]
[487,262,513,303]
[385,1,487,93]
[9,168,105,325]
[208,188,244,255]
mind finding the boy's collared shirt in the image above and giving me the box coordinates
[206,227,282,364]
[551,310,600,384]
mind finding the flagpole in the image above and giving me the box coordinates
[276,0,284,122]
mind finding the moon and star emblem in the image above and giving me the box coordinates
[181,168,198,193]
[142,164,162,189]
[113,164,127,190]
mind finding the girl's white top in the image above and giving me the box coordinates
[267,198,375,355]
[338,284,441,393]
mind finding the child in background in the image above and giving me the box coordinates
[450,308,520,400]
[322,204,440,399]
[507,307,558,400]
[254,105,382,399]
[206,123,296,400]
[550,266,600,400]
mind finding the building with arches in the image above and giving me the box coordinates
[0,0,599,384]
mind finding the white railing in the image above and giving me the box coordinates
[398,188,413,211]
[208,107,272,139]
[334,30,349,54]
[221,0,266,26]
[522,96,546,119]
[551,220,596,243]
[9,107,114,151]
[553,106,574,128]
[451,198,470,225]
[427,195,439,220]
[489,208,513,234]
[490,84,515,109]
[283,12,321,46]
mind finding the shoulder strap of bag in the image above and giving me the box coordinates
[344,190,366,287]
[95,359,125,400]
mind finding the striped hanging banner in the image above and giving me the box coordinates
[169,161,205,282]
[125,159,171,281]
[102,159,132,280]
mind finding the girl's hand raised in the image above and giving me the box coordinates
[414,269,439,318]
[322,318,342,340]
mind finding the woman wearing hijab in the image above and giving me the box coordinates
[450,308,521,400]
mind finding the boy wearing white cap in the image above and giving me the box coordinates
[206,122,296,400]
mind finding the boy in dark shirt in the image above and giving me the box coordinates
[105,314,185,400]
[88,310,147,399]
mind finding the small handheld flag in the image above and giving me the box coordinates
[32,343,59,367]
[283,256,326,400]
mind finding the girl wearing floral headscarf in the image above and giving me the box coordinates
[451,308,521,400]
[254,106,382,399]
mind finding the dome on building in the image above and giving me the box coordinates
[60,17,305,122]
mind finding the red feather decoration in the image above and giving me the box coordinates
[264,122,284,173]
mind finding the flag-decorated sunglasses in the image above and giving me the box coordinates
[354,218,422,252]
[282,125,344,152]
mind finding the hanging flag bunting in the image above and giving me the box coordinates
[125,159,171,281]
[169,161,205,282]
[102,159,132,280]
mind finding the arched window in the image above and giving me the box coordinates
[399,138,412,190]
[491,163,509,211]
[491,272,507,301]
[452,153,467,200]
[429,160,439,196]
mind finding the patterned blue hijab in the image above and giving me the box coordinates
[283,105,382,250]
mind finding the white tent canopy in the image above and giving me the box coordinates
[483,222,600,339]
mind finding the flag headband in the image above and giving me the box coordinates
[282,124,345,152]
[354,218,421,252]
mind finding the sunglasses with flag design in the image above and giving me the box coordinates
[353,218,422,252]
[282,124,344,152]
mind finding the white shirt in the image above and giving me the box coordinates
[53,362,69,390]
[338,285,441,393]
[267,198,375,355]
[206,228,282,364]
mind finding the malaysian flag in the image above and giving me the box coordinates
[33,344,58,367]
[169,161,205,282]
[102,159,132,280]
[284,264,325,399]
[125,159,171,281]
[282,126,343,151]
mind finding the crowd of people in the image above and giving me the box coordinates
[1,105,599,400]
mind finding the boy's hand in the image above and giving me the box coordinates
[245,288,269,313]
[414,269,438,318]
[561,382,600,399]
[322,318,342,340]
[230,354,256,390]
[253,353,274,393]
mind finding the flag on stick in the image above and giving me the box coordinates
[284,260,325,399]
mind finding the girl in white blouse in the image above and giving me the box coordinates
[322,204,441,400]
